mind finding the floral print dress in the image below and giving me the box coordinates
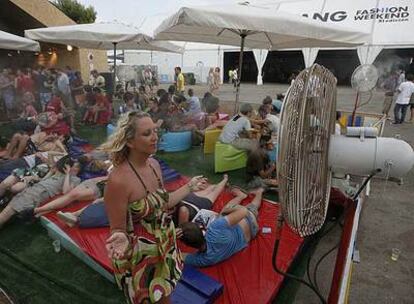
[112,161,183,303]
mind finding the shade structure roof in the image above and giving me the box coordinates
[154,4,370,49]
[25,22,182,53]
[0,30,40,52]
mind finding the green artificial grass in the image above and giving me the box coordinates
[0,220,123,304]
[75,125,108,147]
[0,123,123,303]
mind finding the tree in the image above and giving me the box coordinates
[52,0,97,24]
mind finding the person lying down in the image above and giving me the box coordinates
[0,157,81,229]
[54,177,265,268]
[56,175,229,228]
[180,188,264,267]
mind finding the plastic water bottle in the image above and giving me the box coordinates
[391,248,401,261]
[52,240,61,253]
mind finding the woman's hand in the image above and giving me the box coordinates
[63,164,71,175]
[187,175,208,192]
[106,232,130,259]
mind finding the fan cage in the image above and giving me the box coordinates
[278,64,337,237]
[351,64,379,92]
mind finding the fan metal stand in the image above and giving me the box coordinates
[350,91,374,126]
[351,92,360,126]
[350,64,379,125]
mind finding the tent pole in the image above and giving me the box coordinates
[234,33,246,114]
[113,42,117,97]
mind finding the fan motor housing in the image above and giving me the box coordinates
[329,135,414,178]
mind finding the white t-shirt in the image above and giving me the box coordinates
[23,152,48,168]
[397,72,406,86]
[265,114,280,134]
[335,123,341,135]
[396,81,414,105]
[219,114,251,144]
[232,70,238,80]
[96,75,106,88]
[187,96,201,114]
[57,73,71,95]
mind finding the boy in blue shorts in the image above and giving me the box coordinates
[179,187,264,267]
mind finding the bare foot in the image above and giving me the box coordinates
[231,187,248,199]
[57,211,78,227]
[222,174,228,183]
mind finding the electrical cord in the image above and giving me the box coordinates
[313,241,341,292]
[305,218,340,288]
[274,169,381,303]
[306,246,314,287]
[310,195,360,293]
[286,208,348,301]
[310,203,354,292]
[308,169,382,296]
[272,238,327,304]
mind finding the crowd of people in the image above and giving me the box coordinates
[2,55,414,304]
[95,111,272,303]
[0,61,290,303]
[0,108,278,303]
[0,66,114,131]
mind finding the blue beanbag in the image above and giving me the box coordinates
[158,131,192,152]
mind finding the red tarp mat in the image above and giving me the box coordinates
[43,176,304,304]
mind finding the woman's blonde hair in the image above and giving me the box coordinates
[100,111,150,167]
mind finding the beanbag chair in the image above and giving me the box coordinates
[214,141,247,173]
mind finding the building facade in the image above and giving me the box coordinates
[0,0,108,80]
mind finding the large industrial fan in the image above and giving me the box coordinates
[274,64,414,302]
[350,64,379,124]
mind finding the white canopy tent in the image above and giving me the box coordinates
[266,0,414,67]
[25,22,182,52]
[154,4,368,49]
[25,22,183,87]
[155,3,368,112]
[253,49,269,85]
[302,47,320,68]
[0,30,40,52]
